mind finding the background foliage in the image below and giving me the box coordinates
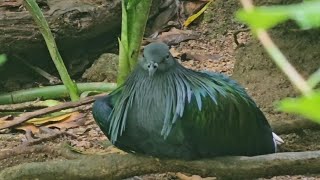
[237,0,320,123]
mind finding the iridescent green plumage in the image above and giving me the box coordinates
[93,42,282,159]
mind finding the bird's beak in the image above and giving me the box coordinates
[148,62,158,76]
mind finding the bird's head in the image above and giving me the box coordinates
[139,42,176,76]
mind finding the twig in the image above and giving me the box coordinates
[232,28,250,46]
[0,100,49,111]
[14,55,61,84]
[1,150,320,179]
[22,130,77,146]
[239,0,312,96]
[0,93,106,130]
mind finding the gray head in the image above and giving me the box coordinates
[139,42,176,76]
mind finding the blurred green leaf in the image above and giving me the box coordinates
[237,8,289,29]
[236,1,320,30]
[277,91,320,123]
[0,54,7,66]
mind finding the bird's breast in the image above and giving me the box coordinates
[126,79,171,133]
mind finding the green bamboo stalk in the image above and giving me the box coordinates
[117,1,131,85]
[0,82,117,105]
[117,0,153,85]
[23,0,80,101]
[127,1,153,70]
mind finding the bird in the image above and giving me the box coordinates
[92,42,283,159]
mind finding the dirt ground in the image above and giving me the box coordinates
[1,1,320,179]
[1,23,320,180]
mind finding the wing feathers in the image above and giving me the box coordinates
[107,65,268,143]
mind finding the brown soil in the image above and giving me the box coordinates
[1,0,320,179]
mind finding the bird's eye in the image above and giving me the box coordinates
[166,54,169,59]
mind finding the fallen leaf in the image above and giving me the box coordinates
[45,118,85,130]
[184,0,214,27]
[26,112,77,125]
[15,124,40,134]
[145,28,200,46]
[45,112,86,130]
[14,111,84,132]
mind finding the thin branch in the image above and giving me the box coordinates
[0,93,106,130]
[0,100,52,111]
[22,130,77,146]
[14,55,61,84]
[239,0,312,96]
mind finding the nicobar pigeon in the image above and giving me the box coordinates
[93,42,283,159]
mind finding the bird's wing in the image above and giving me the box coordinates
[160,70,275,154]
[92,87,123,138]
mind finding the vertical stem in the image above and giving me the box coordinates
[117,0,153,85]
[127,1,153,70]
[117,0,131,85]
[23,0,79,101]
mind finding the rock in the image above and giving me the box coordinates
[82,53,119,82]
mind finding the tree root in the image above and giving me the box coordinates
[1,150,320,179]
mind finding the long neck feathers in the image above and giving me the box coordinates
[108,62,250,143]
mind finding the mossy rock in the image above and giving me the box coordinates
[82,53,119,83]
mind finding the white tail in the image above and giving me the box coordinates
[272,132,284,152]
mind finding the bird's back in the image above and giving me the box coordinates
[182,71,275,157]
